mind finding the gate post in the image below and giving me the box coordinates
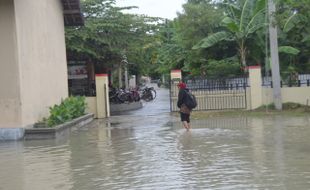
[95,74,110,118]
[170,70,182,112]
[248,66,263,110]
[170,70,182,81]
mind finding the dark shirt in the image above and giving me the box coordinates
[177,88,189,108]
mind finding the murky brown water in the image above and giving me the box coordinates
[1,114,310,190]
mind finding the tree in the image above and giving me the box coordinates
[276,0,310,74]
[153,1,229,77]
[193,0,267,68]
[176,1,226,75]
[65,0,161,79]
[143,20,187,76]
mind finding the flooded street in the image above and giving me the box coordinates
[1,86,310,189]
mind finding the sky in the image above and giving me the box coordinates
[115,0,187,20]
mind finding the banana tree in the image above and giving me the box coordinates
[278,12,302,62]
[193,0,267,68]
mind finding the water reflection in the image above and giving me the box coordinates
[1,115,310,189]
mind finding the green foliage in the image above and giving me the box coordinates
[280,65,299,86]
[47,96,86,127]
[283,14,302,33]
[64,0,310,80]
[65,0,162,76]
[204,58,242,78]
[193,31,231,49]
[193,0,267,67]
[279,46,300,55]
[277,0,310,73]
[155,1,227,76]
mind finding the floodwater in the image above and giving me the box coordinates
[1,86,310,190]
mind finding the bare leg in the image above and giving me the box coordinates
[186,122,191,131]
[183,121,191,131]
[182,121,189,130]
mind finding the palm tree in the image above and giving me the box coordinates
[193,0,267,68]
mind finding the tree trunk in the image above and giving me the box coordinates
[239,40,247,72]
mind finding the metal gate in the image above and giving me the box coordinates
[170,77,248,111]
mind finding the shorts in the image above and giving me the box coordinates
[180,112,190,123]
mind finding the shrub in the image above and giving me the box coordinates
[47,96,86,127]
[205,58,243,78]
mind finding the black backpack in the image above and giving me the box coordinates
[184,90,197,109]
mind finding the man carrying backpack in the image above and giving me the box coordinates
[177,81,194,131]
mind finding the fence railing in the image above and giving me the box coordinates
[184,77,249,90]
[262,74,310,87]
[170,77,248,111]
[69,79,96,96]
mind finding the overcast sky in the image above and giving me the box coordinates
[115,0,187,19]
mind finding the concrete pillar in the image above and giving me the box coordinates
[118,64,123,88]
[95,74,110,118]
[170,70,182,81]
[170,70,182,112]
[124,66,128,89]
[129,75,136,88]
[248,66,263,110]
[0,0,24,140]
[162,74,165,84]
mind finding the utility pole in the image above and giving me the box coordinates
[268,0,282,110]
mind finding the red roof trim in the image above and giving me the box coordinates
[96,74,108,77]
[171,69,181,73]
[247,65,261,69]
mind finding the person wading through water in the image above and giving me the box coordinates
[177,81,192,130]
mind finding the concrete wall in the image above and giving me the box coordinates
[110,102,143,114]
[247,66,262,110]
[262,87,310,106]
[85,74,111,119]
[170,66,310,111]
[247,67,310,108]
[95,74,110,118]
[0,0,68,131]
[14,0,68,127]
[85,97,97,118]
[0,0,22,128]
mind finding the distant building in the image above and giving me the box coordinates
[0,0,83,140]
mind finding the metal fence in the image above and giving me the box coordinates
[170,77,249,111]
[262,74,310,87]
[185,77,248,91]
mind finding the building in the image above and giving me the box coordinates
[0,0,83,140]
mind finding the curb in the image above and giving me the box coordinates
[24,113,94,140]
